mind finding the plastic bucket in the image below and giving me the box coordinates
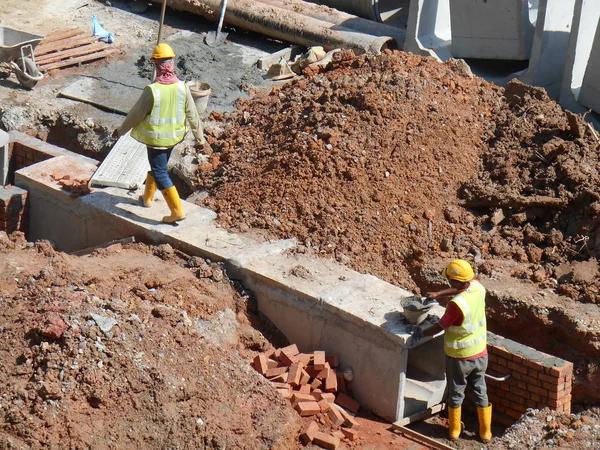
[187,81,211,113]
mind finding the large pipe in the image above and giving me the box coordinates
[255,0,405,46]
[314,0,410,24]
[159,0,395,52]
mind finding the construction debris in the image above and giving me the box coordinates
[252,344,360,448]
[34,28,116,72]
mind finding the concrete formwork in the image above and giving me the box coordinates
[578,17,600,114]
[404,0,452,61]
[12,133,446,422]
[559,0,600,114]
[509,0,577,99]
[450,0,535,60]
[0,130,8,186]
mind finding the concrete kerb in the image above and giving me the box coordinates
[10,135,451,422]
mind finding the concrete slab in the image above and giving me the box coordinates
[559,0,600,115]
[404,0,452,61]
[59,76,143,115]
[450,0,535,60]
[507,0,577,99]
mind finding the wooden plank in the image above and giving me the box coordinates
[392,403,446,428]
[392,426,455,450]
[38,48,117,71]
[37,28,84,46]
[70,237,136,257]
[36,36,98,57]
[36,42,109,65]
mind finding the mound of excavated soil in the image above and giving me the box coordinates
[199,50,501,290]
[0,232,300,449]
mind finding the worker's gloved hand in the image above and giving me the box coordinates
[112,129,119,139]
[195,140,213,156]
[409,325,423,346]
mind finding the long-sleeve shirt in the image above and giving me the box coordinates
[117,83,205,148]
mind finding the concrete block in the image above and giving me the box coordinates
[578,16,600,114]
[450,0,535,60]
[560,0,600,115]
[404,0,452,61]
[508,0,577,99]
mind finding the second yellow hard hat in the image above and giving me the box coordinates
[442,259,474,283]
[151,43,175,60]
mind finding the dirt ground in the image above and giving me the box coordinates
[0,0,599,448]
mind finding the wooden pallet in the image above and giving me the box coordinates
[34,28,117,72]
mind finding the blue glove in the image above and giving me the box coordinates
[409,325,423,346]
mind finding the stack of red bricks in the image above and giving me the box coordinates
[486,341,573,426]
[0,186,28,235]
[252,344,360,449]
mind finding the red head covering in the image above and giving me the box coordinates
[153,58,179,84]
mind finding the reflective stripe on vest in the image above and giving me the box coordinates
[444,280,487,358]
[131,81,187,147]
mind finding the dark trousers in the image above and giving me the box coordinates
[147,146,174,190]
[446,354,489,408]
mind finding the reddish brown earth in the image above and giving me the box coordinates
[196,50,600,408]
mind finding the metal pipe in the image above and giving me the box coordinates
[159,0,395,52]
[485,373,511,382]
[254,0,405,46]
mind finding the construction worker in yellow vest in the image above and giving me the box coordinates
[112,43,206,224]
[410,259,492,443]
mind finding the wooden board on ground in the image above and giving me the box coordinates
[392,403,446,428]
[391,425,455,450]
[59,76,142,115]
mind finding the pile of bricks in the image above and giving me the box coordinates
[51,174,91,197]
[252,344,360,449]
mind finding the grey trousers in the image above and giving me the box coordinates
[446,354,489,408]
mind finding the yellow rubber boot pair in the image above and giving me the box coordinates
[161,186,186,224]
[478,404,492,443]
[448,406,463,440]
[141,172,157,207]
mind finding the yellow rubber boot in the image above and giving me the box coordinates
[160,186,186,224]
[448,406,462,440]
[141,172,157,207]
[478,404,492,443]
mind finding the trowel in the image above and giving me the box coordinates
[205,0,228,47]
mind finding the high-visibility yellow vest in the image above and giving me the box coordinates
[444,280,487,358]
[131,81,188,147]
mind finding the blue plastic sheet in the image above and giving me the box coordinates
[92,16,115,44]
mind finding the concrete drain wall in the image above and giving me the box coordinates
[6,130,574,425]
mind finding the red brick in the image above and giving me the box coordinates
[512,354,524,364]
[325,369,338,393]
[272,382,291,391]
[497,358,507,367]
[538,373,560,385]
[341,428,359,441]
[279,350,299,367]
[517,381,527,390]
[337,406,360,430]
[300,421,319,445]
[292,392,316,403]
[313,351,326,370]
[527,385,547,396]
[500,398,511,408]
[511,387,529,399]
[528,369,539,378]
[267,359,279,369]
[542,381,559,391]
[318,399,332,412]
[313,432,340,450]
[253,354,268,375]
[511,371,522,381]
[505,408,523,420]
[327,405,345,425]
[325,354,339,368]
[523,359,545,371]
[297,384,311,395]
[277,388,292,399]
[316,363,331,380]
[305,366,322,378]
[297,353,312,366]
[300,369,310,385]
[523,375,541,386]
[288,362,303,386]
[508,361,528,375]
[295,401,320,416]
[321,392,336,403]
[335,392,360,414]
[336,372,347,393]
[530,393,541,402]
[310,378,323,390]
[266,366,287,378]
[270,372,288,383]
[279,344,300,356]
[264,347,276,359]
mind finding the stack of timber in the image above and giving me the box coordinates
[34,28,117,72]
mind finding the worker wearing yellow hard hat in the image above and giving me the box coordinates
[409,259,492,443]
[113,43,207,224]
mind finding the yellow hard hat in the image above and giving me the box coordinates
[442,259,474,283]
[151,43,175,60]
